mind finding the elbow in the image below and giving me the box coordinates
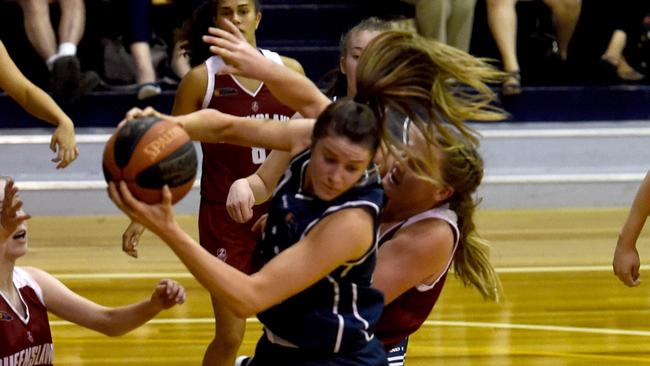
[228,299,261,318]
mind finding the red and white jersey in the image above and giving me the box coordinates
[375,206,459,349]
[0,267,53,366]
[199,50,295,204]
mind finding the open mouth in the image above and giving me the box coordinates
[12,230,26,240]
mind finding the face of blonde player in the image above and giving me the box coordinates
[304,135,374,201]
[0,179,28,262]
[340,30,382,97]
[215,0,262,46]
[382,130,453,212]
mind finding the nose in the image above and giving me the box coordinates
[231,12,241,25]
[328,166,345,189]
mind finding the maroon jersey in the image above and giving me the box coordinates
[197,51,295,273]
[0,268,53,365]
[200,51,295,204]
[375,207,459,350]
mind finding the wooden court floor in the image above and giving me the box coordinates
[18,208,650,365]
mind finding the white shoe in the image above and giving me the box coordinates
[235,355,251,366]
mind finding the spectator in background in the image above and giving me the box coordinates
[486,0,581,95]
[126,0,162,100]
[0,39,78,169]
[597,1,646,82]
[18,0,99,104]
[401,0,477,52]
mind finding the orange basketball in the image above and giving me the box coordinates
[102,116,197,204]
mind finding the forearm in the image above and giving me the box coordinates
[18,85,73,128]
[619,171,650,248]
[97,300,163,336]
[157,223,264,317]
[253,59,330,118]
[246,174,272,204]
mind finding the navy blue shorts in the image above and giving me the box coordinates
[248,334,388,366]
[385,337,408,366]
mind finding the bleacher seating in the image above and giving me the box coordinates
[0,0,647,128]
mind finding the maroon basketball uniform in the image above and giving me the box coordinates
[0,268,53,366]
[375,206,459,350]
[198,50,295,274]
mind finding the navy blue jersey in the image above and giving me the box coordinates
[256,149,385,355]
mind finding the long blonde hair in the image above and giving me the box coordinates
[355,31,506,184]
[440,138,502,302]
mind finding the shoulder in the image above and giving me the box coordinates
[182,63,209,86]
[392,218,455,258]
[279,55,305,75]
[20,267,55,288]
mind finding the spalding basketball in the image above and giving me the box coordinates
[102,116,197,204]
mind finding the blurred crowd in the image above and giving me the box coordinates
[0,0,647,105]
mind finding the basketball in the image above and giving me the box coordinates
[102,116,198,204]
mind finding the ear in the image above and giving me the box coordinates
[339,56,347,75]
[255,11,262,30]
[434,185,454,203]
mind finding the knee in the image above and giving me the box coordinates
[19,0,48,15]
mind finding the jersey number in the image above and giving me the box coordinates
[251,147,267,164]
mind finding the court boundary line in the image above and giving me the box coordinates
[51,265,617,280]
[3,126,650,144]
[13,173,645,191]
[49,317,650,338]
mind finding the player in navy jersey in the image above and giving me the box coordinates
[120,1,303,365]
[0,177,185,366]
[110,99,389,365]
[209,21,504,363]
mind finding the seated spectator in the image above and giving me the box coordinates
[486,0,581,95]
[126,0,162,100]
[401,0,478,52]
[18,0,99,104]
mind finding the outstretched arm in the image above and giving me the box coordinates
[108,182,373,319]
[126,107,314,154]
[614,171,650,287]
[26,267,185,336]
[0,41,78,169]
[203,19,331,118]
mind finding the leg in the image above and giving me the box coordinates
[486,0,519,73]
[131,42,156,85]
[56,0,85,46]
[602,30,644,81]
[413,0,449,43]
[543,0,581,59]
[486,0,521,94]
[203,296,247,366]
[446,0,478,52]
[19,0,57,60]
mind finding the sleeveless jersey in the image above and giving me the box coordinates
[374,206,459,349]
[200,50,295,204]
[255,149,386,355]
[0,267,54,366]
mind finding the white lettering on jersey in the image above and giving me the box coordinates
[246,114,291,164]
[2,343,53,366]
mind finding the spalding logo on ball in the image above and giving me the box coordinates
[103,116,198,204]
